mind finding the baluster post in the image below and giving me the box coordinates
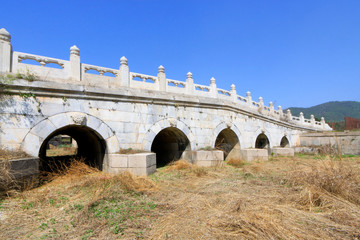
[186,72,194,94]
[287,109,292,121]
[321,117,326,129]
[120,56,130,87]
[158,65,166,91]
[269,102,274,115]
[70,45,81,81]
[299,112,304,123]
[210,77,217,98]
[246,91,252,106]
[258,97,264,113]
[278,106,283,119]
[0,28,12,73]
[230,84,237,102]
[310,114,315,127]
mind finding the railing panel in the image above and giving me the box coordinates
[83,63,118,77]
[12,51,70,81]
[194,83,211,97]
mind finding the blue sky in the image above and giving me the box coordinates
[1,0,359,109]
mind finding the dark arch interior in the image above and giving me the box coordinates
[280,136,290,147]
[215,128,240,160]
[151,127,190,168]
[255,133,270,149]
[39,125,106,172]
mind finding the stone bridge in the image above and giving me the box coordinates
[0,28,331,175]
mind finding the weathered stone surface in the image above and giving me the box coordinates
[31,119,56,139]
[128,153,156,168]
[108,154,128,168]
[128,165,156,176]
[48,113,70,129]
[9,157,39,178]
[107,153,156,176]
[240,149,268,161]
[192,150,224,167]
[106,135,121,153]
[21,133,42,157]
[300,132,360,155]
[271,148,295,157]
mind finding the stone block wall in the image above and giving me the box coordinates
[240,149,268,161]
[108,153,156,176]
[271,148,295,157]
[191,150,224,167]
[299,132,360,155]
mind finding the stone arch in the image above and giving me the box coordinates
[143,118,196,151]
[151,127,191,167]
[280,136,290,147]
[212,122,242,148]
[252,128,273,149]
[213,122,242,160]
[21,112,120,170]
[255,133,270,149]
[38,125,106,171]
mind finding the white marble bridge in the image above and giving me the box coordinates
[0,28,331,175]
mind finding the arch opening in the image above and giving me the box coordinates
[39,125,106,172]
[45,134,78,157]
[280,136,290,148]
[151,127,190,168]
[255,133,270,150]
[215,128,240,160]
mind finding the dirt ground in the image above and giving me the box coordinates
[1,155,360,239]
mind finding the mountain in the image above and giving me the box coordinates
[286,101,360,122]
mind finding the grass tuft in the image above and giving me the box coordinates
[287,159,360,206]
[165,159,193,171]
[226,157,246,168]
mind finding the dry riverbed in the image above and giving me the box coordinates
[1,155,360,239]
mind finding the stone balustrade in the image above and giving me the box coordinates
[0,28,331,131]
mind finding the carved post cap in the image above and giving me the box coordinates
[321,117,325,122]
[259,97,263,103]
[210,77,216,84]
[278,106,282,110]
[120,56,128,65]
[300,112,304,117]
[269,101,273,107]
[187,72,193,79]
[231,84,236,91]
[70,45,80,55]
[246,91,251,97]
[158,65,165,73]
[0,28,11,42]
[310,114,315,120]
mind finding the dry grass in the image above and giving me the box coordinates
[0,159,158,239]
[287,158,360,207]
[0,148,31,198]
[165,159,193,171]
[0,148,29,161]
[46,145,77,157]
[226,157,246,168]
[165,159,210,177]
[1,155,360,239]
[117,148,149,154]
[0,159,17,198]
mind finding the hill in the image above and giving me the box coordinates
[286,101,360,122]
